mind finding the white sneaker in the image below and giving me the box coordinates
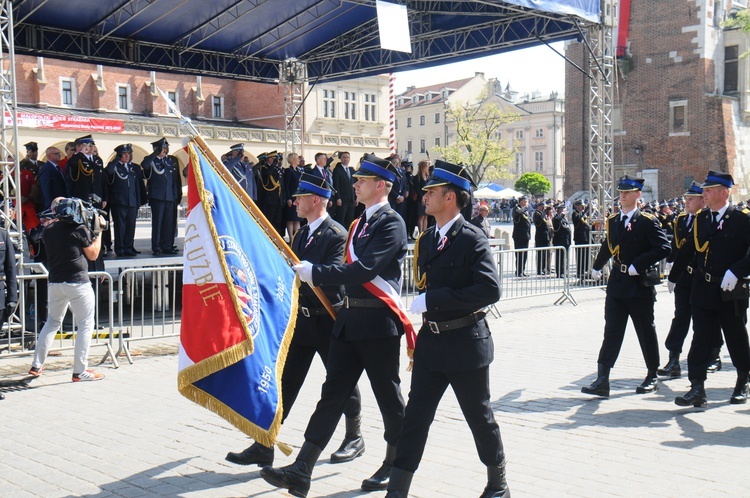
[72,370,105,382]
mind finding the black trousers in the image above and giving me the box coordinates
[554,244,568,277]
[536,242,549,274]
[513,238,528,276]
[597,293,660,371]
[576,245,590,278]
[304,335,404,450]
[281,315,361,422]
[262,203,284,236]
[111,204,137,255]
[393,364,504,473]
[150,199,175,251]
[688,302,750,381]
[665,284,723,354]
[334,202,356,231]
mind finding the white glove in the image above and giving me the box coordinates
[591,269,602,281]
[667,281,676,293]
[628,264,639,276]
[410,293,427,314]
[721,270,738,292]
[292,261,314,283]
[665,262,673,273]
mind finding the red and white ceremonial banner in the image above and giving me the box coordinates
[5,112,124,132]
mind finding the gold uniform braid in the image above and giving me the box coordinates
[413,231,428,291]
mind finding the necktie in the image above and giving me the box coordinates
[712,211,720,227]
[620,215,628,230]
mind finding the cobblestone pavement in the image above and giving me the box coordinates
[1,287,748,497]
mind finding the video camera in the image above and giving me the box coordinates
[52,195,109,235]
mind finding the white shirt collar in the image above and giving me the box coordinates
[621,207,637,222]
[436,213,462,239]
[364,201,389,220]
[713,203,729,219]
[306,212,329,235]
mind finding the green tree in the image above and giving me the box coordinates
[723,10,750,57]
[514,172,551,196]
[432,95,519,185]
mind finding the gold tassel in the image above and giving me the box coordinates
[277,441,294,456]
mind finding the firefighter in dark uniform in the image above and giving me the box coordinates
[66,135,107,209]
[533,202,551,275]
[552,203,571,277]
[673,171,750,407]
[582,175,671,398]
[105,144,146,257]
[258,151,285,236]
[512,195,531,277]
[386,160,507,498]
[261,155,410,498]
[572,199,591,282]
[226,172,365,467]
[141,138,179,255]
[658,201,675,238]
[0,227,18,400]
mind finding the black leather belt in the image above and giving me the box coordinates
[343,296,386,308]
[688,266,717,283]
[425,311,487,334]
[613,259,629,273]
[299,306,328,317]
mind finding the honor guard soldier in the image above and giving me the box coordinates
[226,172,365,468]
[258,151,285,235]
[673,171,750,407]
[533,202,552,275]
[582,175,671,397]
[658,201,675,238]
[66,135,107,206]
[105,144,146,257]
[512,195,531,276]
[572,199,592,282]
[141,138,180,255]
[387,160,507,498]
[261,154,411,498]
[552,203,571,277]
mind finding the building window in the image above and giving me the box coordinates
[167,91,178,114]
[322,89,336,118]
[494,131,502,141]
[117,84,130,111]
[343,91,357,120]
[420,139,426,153]
[364,93,376,121]
[725,45,739,94]
[534,151,544,171]
[395,119,398,130]
[434,137,440,147]
[515,130,524,140]
[669,99,688,135]
[515,153,524,173]
[434,112,440,124]
[212,95,224,118]
[60,78,75,107]
[535,128,544,138]
[407,117,412,128]
[407,140,413,153]
[420,115,425,126]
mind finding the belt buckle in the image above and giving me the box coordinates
[300,306,310,317]
[620,264,628,273]
[686,266,693,274]
[344,296,350,308]
[428,321,440,334]
[705,273,712,283]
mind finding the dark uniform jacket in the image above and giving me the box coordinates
[666,211,697,289]
[672,205,750,310]
[259,163,285,206]
[66,152,107,205]
[38,160,67,211]
[533,209,551,246]
[593,210,671,300]
[105,160,146,207]
[512,205,531,243]
[0,230,18,309]
[142,154,180,202]
[552,213,571,247]
[572,209,591,244]
[416,218,500,372]
[312,204,407,341]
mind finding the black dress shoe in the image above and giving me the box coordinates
[657,356,681,378]
[152,249,163,256]
[730,379,748,405]
[130,247,141,254]
[581,376,610,397]
[675,384,707,408]
[361,463,392,491]
[225,442,274,467]
[260,462,312,498]
[707,357,722,373]
[635,376,658,394]
[330,415,365,463]
[124,250,137,257]
[162,248,178,255]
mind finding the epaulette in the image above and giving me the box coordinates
[607,212,619,220]
[641,212,657,220]
[742,208,750,215]
[331,225,341,233]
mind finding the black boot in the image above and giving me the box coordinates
[330,414,365,463]
[225,441,274,467]
[675,381,707,408]
[657,352,681,378]
[635,370,659,394]
[260,442,322,498]
[581,364,610,397]
[707,347,722,373]
[385,467,414,498]
[479,461,510,498]
[730,371,749,405]
[361,444,397,491]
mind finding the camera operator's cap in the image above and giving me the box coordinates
[75,134,94,145]
[702,170,734,188]
[151,137,169,150]
[24,141,38,151]
[617,174,645,191]
[423,159,476,192]
[114,143,132,154]
[294,172,335,199]
[229,143,244,152]
[684,181,704,197]
[354,153,401,183]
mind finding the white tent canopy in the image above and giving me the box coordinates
[474,187,525,199]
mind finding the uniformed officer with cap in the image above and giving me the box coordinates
[552,203,571,277]
[105,144,146,257]
[261,154,411,498]
[223,143,257,201]
[672,170,750,407]
[512,195,531,276]
[227,172,365,468]
[258,150,285,235]
[660,182,724,380]
[582,175,670,398]
[66,135,107,211]
[141,137,180,255]
[572,199,591,282]
[386,160,507,498]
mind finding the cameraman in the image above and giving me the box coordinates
[28,197,105,382]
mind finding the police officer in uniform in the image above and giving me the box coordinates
[386,160,507,498]
[66,135,107,209]
[512,195,531,277]
[258,151,285,236]
[226,172,365,467]
[142,138,179,255]
[582,175,670,397]
[572,199,591,282]
[673,171,750,407]
[552,203,571,277]
[261,155,410,498]
[223,143,257,201]
[105,144,145,257]
[533,202,551,275]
